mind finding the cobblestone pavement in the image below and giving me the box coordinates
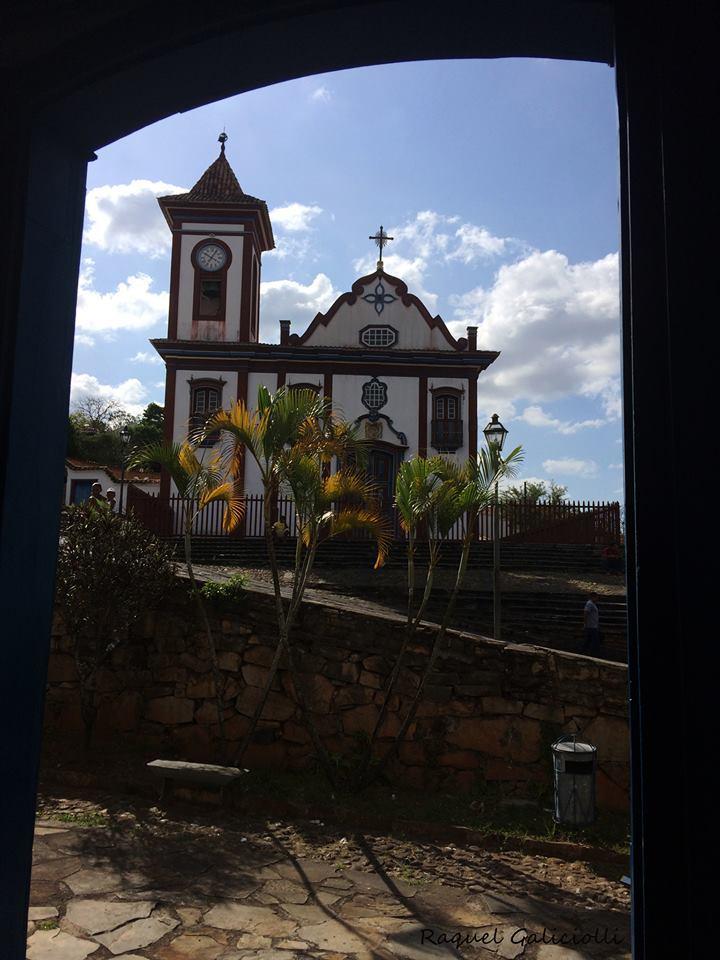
[28,795,630,960]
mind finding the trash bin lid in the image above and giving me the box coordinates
[552,739,596,755]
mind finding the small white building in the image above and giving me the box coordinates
[151,137,500,525]
[65,458,159,505]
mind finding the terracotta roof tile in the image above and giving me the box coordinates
[162,149,265,205]
[65,458,159,483]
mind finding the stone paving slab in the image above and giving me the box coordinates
[27,810,631,960]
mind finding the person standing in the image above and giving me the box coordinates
[581,592,601,656]
[105,489,117,511]
[87,483,109,512]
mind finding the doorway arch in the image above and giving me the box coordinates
[2,3,713,956]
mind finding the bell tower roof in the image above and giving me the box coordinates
[158,133,274,251]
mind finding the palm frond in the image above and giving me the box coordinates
[329,508,393,569]
[128,441,193,496]
[198,480,246,533]
[321,468,378,506]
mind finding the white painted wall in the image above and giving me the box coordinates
[65,467,158,505]
[300,274,455,351]
[176,224,246,340]
[332,374,419,454]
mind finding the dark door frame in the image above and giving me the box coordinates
[1,2,713,954]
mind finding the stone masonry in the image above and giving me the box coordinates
[45,582,630,810]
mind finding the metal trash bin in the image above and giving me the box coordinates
[551,735,597,826]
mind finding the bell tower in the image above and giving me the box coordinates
[158,133,274,344]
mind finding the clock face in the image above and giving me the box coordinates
[196,242,228,272]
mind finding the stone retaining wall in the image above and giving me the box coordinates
[45,583,630,810]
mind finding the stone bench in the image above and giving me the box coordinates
[147,760,244,805]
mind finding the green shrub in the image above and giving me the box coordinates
[55,505,177,746]
[199,573,247,605]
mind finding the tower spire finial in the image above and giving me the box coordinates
[218,130,228,154]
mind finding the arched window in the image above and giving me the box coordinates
[431,388,463,452]
[189,378,225,444]
[287,382,320,395]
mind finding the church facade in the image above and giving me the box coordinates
[151,141,500,518]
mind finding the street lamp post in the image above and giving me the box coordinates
[119,426,131,515]
[483,414,508,642]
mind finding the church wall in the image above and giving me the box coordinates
[176,222,246,340]
[332,374,419,454]
[301,296,455,351]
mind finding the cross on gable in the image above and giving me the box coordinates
[369,225,394,259]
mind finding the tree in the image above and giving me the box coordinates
[55,506,176,748]
[67,400,165,469]
[128,403,164,449]
[357,455,460,782]
[129,439,245,743]
[203,385,391,780]
[503,479,567,504]
[71,396,129,432]
[363,440,524,788]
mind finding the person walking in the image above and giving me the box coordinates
[581,592,601,656]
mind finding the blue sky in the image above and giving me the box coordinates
[72,57,623,500]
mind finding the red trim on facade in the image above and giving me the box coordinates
[418,376,428,457]
[160,366,177,499]
[191,237,232,336]
[276,367,286,388]
[238,231,257,342]
[323,371,333,406]
[167,232,182,340]
[158,199,274,252]
[156,355,491,379]
[468,374,478,461]
[293,269,466,351]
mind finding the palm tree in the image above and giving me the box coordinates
[203,386,391,780]
[357,455,460,781]
[129,439,244,741]
[364,439,524,787]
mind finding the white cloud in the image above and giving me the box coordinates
[448,249,620,423]
[259,273,339,342]
[608,462,624,470]
[270,202,323,232]
[70,373,149,417]
[74,333,95,347]
[83,179,187,256]
[517,404,606,435]
[447,223,513,264]
[75,259,168,336]
[310,86,333,103]
[542,458,598,478]
[130,350,162,365]
[352,211,515,314]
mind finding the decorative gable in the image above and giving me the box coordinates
[292,269,468,352]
